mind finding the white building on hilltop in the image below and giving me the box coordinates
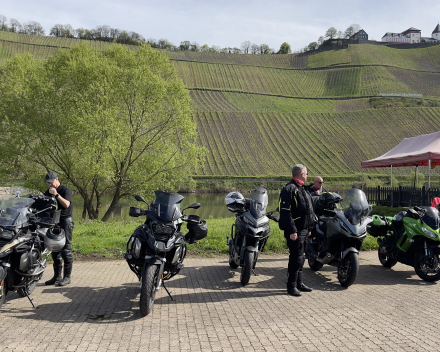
[422,24,440,43]
[382,27,421,43]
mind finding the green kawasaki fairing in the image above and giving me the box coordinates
[369,206,440,282]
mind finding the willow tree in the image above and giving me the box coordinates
[0,44,205,221]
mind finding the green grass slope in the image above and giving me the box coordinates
[1,33,440,177]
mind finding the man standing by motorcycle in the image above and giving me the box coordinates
[43,172,74,286]
[307,176,327,196]
[279,164,315,297]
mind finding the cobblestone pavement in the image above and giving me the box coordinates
[1,251,440,352]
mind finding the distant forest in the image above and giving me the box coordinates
[0,14,293,54]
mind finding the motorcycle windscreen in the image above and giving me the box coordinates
[421,206,440,230]
[248,187,268,218]
[339,189,370,225]
[0,197,34,227]
[151,191,184,222]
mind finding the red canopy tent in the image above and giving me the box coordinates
[361,131,440,188]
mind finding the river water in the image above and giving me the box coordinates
[1,186,345,221]
[71,192,283,221]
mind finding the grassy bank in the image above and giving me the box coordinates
[72,209,392,260]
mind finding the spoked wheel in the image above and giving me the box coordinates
[17,280,37,298]
[240,251,254,286]
[414,246,440,282]
[0,267,6,309]
[378,247,398,268]
[308,255,324,271]
[140,264,159,316]
[338,252,359,287]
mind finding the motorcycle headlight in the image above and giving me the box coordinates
[422,227,438,239]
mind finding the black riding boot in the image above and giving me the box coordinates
[45,265,63,285]
[57,264,72,286]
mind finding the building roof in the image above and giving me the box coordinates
[402,27,421,34]
[433,24,440,34]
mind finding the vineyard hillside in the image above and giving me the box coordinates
[1,32,440,177]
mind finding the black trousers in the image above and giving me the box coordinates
[52,217,74,267]
[286,228,308,288]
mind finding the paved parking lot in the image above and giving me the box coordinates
[1,250,440,352]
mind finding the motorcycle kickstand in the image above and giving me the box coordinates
[252,269,258,276]
[24,290,36,308]
[162,281,174,301]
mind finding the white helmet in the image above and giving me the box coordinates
[225,192,245,206]
[44,227,66,252]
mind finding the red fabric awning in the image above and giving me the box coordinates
[362,131,440,168]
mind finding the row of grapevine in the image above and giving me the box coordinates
[193,108,440,176]
[307,44,440,72]
[175,61,438,99]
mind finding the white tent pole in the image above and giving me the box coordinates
[429,160,431,189]
[391,165,393,187]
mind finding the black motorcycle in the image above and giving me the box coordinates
[306,188,373,287]
[124,191,207,316]
[225,187,276,286]
[0,194,61,309]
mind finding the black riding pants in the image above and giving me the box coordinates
[52,217,74,267]
[286,228,308,288]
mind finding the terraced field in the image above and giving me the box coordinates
[1,32,440,176]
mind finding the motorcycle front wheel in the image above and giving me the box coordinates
[414,247,440,282]
[338,252,359,287]
[140,264,159,316]
[0,267,6,309]
[240,251,254,286]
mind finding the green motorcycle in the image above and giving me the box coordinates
[369,206,440,281]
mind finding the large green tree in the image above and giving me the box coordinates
[0,44,205,221]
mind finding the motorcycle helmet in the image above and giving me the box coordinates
[225,192,245,206]
[225,192,245,212]
[44,227,66,252]
[185,216,208,244]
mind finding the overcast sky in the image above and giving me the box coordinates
[2,0,440,51]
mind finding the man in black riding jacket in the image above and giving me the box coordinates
[279,164,315,297]
[307,176,328,196]
[43,172,74,287]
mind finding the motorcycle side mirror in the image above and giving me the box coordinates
[134,195,148,204]
[183,203,201,211]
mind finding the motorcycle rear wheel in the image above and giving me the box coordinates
[228,241,239,269]
[240,251,254,286]
[308,256,324,271]
[17,280,37,298]
[378,247,398,268]
[414,247,440,282]
[338,252,359,287]
[140,264,159,316]
[0,267,6,309]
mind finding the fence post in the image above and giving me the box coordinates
[398,185,402,207]
[422,186,426,206]
[377,186,380,206]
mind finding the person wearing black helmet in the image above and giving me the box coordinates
[43,172,74,286]
[279,164,315,297]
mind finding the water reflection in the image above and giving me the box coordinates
[72,192,283,220]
